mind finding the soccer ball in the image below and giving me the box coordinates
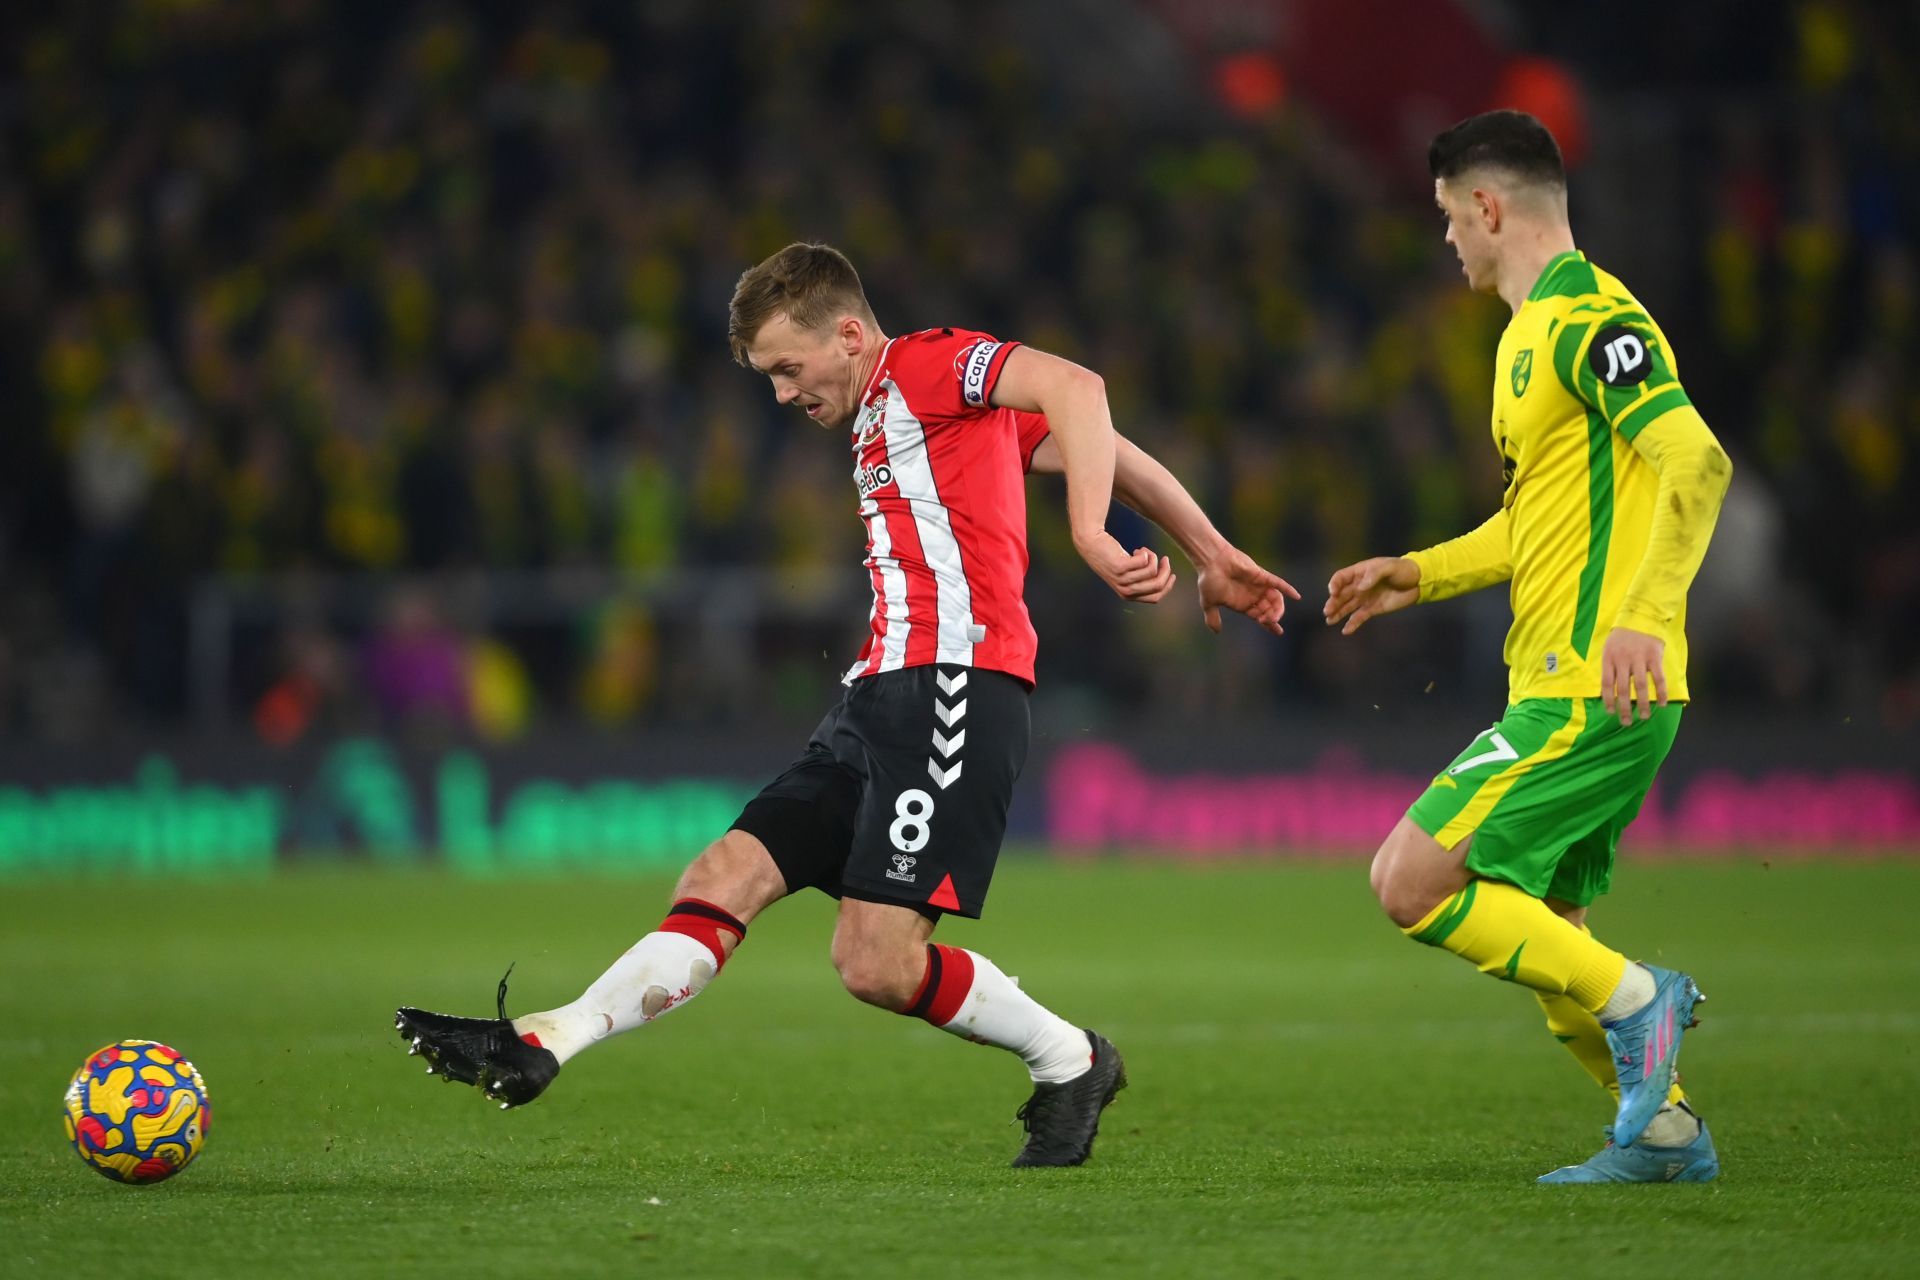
[63,1040,210,1184]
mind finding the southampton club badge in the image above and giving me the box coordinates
[855,389,888,448]
[1510,348,1533,397]
[887,853,917,884]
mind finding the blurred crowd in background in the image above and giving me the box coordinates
[0,0,1914,744]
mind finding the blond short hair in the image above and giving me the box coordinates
[727,242,875,366]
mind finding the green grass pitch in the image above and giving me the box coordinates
[3,857,1917,1278]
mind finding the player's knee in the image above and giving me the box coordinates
[836,960,910,1010]
[1367,846,1412,927]
[1370,846,1442,929]
[831,938,921,1011]
[1368,844,1395,910]
[1378,884,1438,930]
[1370,820,1465,929]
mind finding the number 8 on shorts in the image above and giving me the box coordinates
[890,788,935,853]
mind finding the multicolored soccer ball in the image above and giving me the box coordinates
[63,1040,210,1184]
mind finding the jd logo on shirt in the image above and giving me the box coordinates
[1589,325,1651,386]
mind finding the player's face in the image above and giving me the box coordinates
[745,312,864,431]
[1435,178,1496,294]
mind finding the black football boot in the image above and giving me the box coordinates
[1010,1031,1127,1168]
[394,966,560,1109]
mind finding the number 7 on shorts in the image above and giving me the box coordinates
[1448,728,1520,777]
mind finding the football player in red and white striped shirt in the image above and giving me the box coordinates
[395,243,1295,1167]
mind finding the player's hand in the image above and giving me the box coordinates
[1196,545,1300,636]
[1324,557,1421,635]
[1599,626,1667,725]
[1077,531,1176,603]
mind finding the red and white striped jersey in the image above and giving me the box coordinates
[844,328,1052,686]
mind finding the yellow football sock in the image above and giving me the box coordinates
[1537,924,1688,1107]
[1404,878,1625,1012]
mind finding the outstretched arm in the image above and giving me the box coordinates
[1405,508,1513,603]
[1028,433,1298,635]
[1325,509,1510,635]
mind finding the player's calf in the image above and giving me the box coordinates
[673,828,791,916]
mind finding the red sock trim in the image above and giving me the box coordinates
[910,943,976,1027]
[906,946,938,1014]
[660,898,748,968]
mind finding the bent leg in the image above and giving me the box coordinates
[1375,818,1627,1011]
[512,829,789,1062]
[833,897,1092,1084]
[830,895,937,1011]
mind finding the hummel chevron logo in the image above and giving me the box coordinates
[932,728,965,757]
[928,759,963,789]
[936,670,968,695]
[935,699,966,726]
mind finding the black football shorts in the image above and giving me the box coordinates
[729,664,1029,919]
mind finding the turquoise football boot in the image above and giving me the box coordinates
[1538,1108,1719,1183]
[1602,964,1703,1147]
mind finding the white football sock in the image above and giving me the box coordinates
[1640,1102,1702,1147]
[1598,960,1657,1023]
[512,932,718,1065]
[931,950,1092,1084]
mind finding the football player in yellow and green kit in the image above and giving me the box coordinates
[1325,110,1733,1183]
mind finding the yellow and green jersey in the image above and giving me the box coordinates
[1410,250,1701,703]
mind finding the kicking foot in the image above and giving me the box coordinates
[395,971,560,1109]
[1602,964,1704,1148]
[1010,1031,1127,1168]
